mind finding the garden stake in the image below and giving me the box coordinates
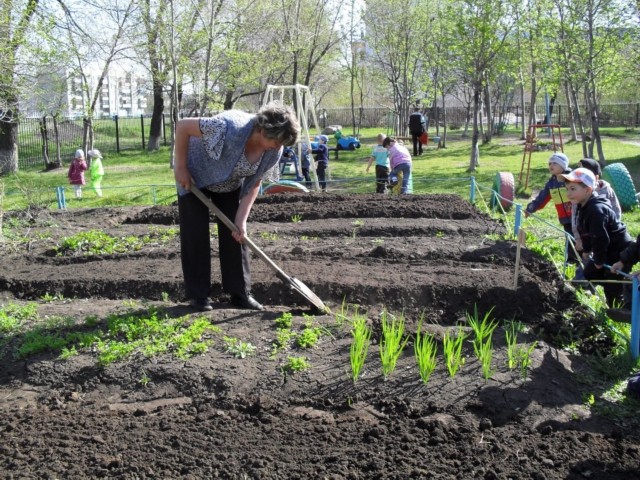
[189,186,330,313]
[513,228,526,289]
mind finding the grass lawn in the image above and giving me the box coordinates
[2,125,640,233]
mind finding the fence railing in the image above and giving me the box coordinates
[18,114,171,170]
[16,102,640,170]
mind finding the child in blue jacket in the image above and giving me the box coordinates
[315,135,329,192]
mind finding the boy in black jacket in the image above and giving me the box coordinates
[562,168,633,307]
[608,234,640,321]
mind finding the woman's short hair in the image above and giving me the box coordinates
[255,102,300,147]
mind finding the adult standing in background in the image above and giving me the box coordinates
[408,106,426,157]
[174,103,300,312]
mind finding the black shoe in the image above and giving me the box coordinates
[189,298,212,311]
[230,293,263,311]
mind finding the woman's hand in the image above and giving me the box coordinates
[232,220,247,244]
[232,180,261,244]
[174,164,192,190]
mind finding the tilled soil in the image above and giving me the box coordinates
[0,193,638,479]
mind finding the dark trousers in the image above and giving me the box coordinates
[178,188,251,300]
[317,162,327,191]
[301,167,312,189]
[375,165,389,193]
[563,223,579,262]
[411,133,423,156]
[584,259,629,307]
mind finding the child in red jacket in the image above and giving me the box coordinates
[525,152,576,260]
[68,149,88,199]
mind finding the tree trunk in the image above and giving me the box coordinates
[569,85,588,158]
[147,78,164,152]
[528,76,537,127]
[585,88,605,162]
[40,116,60,170]
[462,104,471,137]
[483,83,492,144]
[519,83,526,140]
[468,86,481,172]
[564,82,577,142]
[0,108,19,175]
[82,117,94,166]
[441,89,447,149]
[223,90,234,110]
[53,114,61,166]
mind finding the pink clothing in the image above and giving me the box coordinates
[388,143,412,169]
[68,158,88,185]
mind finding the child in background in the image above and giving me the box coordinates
[382,136,412,194]
[563,167,633,307]
[300,143,312,189]
[315,135,329,192]
[525,152,576,260]
[68,149,88,199]
[88,149,104,197]
[366,133,390,194]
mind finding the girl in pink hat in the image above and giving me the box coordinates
[68,149,88,199]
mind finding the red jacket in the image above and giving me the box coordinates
[68,158,87,185]
[525,174,572,225]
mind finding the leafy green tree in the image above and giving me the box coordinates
[364,0,431,134]
[55,0,137,153]
[552,0,635,161]
[446,0,517,171]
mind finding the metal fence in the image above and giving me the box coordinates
[16,103,640,169]
[320,103,640,132]
[18,114,171,169]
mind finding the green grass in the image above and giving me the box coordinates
[3,148,175,210]
[3,126,640,212]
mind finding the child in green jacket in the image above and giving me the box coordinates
[88,149,104,197]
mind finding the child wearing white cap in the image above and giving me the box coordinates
[525,152,576,261]
[67,149,88,199]
[563,167,633,307]
[88,149,104,197]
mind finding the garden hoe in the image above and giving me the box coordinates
[190,186,330,313]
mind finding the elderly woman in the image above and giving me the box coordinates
[174,102,300,311]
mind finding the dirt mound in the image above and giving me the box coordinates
[0,193,638,479]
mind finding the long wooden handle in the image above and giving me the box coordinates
[189,186,290,282]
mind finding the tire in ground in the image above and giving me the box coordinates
[491,172,515,211]
[602,162,638,212]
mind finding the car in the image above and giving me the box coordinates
[336,135,361,151]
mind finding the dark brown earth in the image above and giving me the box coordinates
[1,193,639,479]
